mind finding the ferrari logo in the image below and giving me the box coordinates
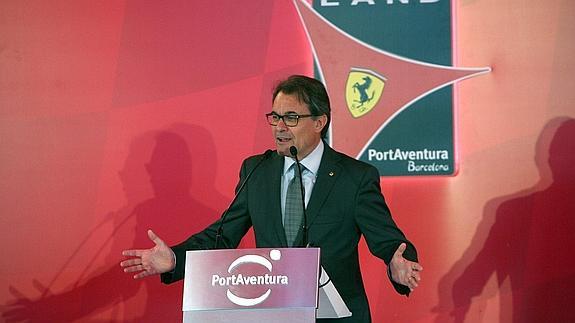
[345,68,386,118]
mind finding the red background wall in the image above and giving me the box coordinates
[1,1,574,322]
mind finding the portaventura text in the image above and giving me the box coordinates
[367,148,449,161]
[212,274,288,286]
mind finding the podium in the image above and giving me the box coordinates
[182,248,320,323]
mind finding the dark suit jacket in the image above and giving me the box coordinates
[161,143,418,322]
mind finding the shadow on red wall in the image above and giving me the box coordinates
[434,117,575,322]
[2,123,227,322]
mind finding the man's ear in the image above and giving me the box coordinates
[314,115,328,134]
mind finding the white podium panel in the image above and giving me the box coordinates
[182,248,320,323]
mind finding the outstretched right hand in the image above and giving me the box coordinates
[120,229,175,279]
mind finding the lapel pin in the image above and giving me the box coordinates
[329,172,334,177]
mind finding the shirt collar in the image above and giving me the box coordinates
[283,140,324,176]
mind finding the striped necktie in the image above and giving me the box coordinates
[284,165,305,247]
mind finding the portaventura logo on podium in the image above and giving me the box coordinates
[211,249,288,306]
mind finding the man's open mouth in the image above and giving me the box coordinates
[276,137,292,143]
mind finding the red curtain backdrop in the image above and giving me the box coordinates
[1,1,573,322]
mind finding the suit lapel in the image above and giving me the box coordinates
[305,144,342,227]
[263,152,289,246]
[261,146,342,246]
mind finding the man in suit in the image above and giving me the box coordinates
[121,75,422,322]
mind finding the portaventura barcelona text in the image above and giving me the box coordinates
[367,148,450,172]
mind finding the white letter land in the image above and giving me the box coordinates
[320,0,440,7]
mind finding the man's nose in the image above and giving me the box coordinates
[275,118,289,130]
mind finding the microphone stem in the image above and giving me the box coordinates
[293,154,308,248]
[214,150,272,249]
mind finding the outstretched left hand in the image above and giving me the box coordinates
[389,243,423,291]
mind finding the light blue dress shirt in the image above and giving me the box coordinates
[281,140,324,225]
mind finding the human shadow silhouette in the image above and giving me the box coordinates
[434,117,575,322]
[2,123,228,322]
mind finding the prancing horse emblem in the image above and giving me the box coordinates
[345,68,386,118]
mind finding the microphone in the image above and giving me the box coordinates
[289,146,308,247]
[214,149,273,248]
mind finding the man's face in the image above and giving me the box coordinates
[271,92,326,159]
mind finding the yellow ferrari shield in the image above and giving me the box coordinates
[345,68,386,118]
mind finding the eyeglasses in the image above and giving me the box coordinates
[265,112,315,127]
